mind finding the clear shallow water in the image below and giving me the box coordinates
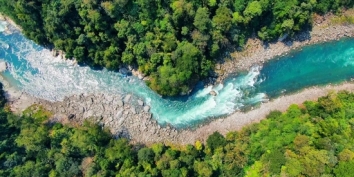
[0,21,354,127]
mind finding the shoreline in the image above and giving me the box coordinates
[176,82,354,144]
[3,79,354,145]
[0,13,22,32]
[216,10,354,82]
[1,11,354,145]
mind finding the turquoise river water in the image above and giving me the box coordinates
[0,21,354,127]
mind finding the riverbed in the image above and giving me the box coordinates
[1,20,354,129]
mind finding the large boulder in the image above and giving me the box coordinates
[0,61,7,72]
[143,105,150,112]
[210,90,217,96]
[137,100,144,106]
[130,107,137,114]
[124,94,131,103]
[119,67,131,75]
[138,74,144,80]
[117,100,124,107]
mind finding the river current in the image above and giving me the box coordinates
[1,21,354,127]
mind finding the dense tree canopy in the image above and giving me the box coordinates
[0,0,353,95]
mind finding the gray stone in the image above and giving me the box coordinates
[117,100,124,107]
[130,107,136,114]
[143,106,150,112]
[137,100,144,106]
[124,94,131,103]
[81,107,85,113]
[99,104,105,112]
[138,74,144,80]
[215,64,221,70]
[106,95,114,102]
[68,114,75,119]
[0,61,7,72]
[128,65,133,71]
[115,108,123,119]
[262,99,269,103]
[147,113,152,119]
[86,101,92,107]
[0,14,5,21]
[210,90,217,96]
[84,110,94,118]
[119,67,129,75]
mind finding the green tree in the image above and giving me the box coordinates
[194,161,213,177]
[212,6,233,32]
[16,124,49,153]
[206,131,226,152]
[194,7,211,32]
[243,1,262,23]
[138,148,155,164]
[334,161,354,177]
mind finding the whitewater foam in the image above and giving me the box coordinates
[2,24,354,127]
[0,30,268,127]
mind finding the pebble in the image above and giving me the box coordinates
[124,94,131,102]
[138,100,144,106]
[143,105,150,112]
[130,107,136,114]
[117,100,124,107]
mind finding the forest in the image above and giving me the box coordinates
[0,0,353,96]
[1,81,354,176]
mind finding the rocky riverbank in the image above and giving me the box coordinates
[215,11,354,82]
[4,84,182,145]
[5,80,354,145]
[41,93,181,144]
[2,10,354,146]
[0,13,21,33]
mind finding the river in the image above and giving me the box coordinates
[1,21,354,127]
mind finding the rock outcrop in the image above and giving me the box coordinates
[209,90,217,96]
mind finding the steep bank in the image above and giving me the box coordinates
[216,10,354,82]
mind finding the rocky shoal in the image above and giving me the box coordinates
[31,93,183,145]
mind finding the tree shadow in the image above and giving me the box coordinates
[115,126,131,140]
[281,29,312,47]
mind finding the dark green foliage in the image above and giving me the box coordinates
[138,148,155,163]
[0,83,6,107]
[206,131,226,152]
[334,161,354,177]
[0,0,352,96]
[266,110,282,119]
[263,150,286,174]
